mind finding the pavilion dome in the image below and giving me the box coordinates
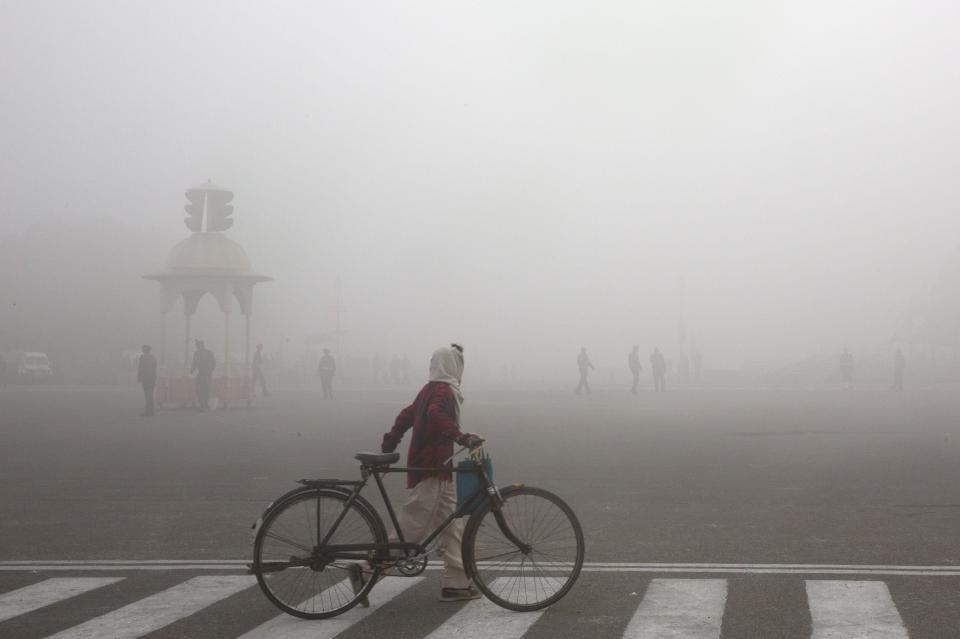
[164,232,253,274]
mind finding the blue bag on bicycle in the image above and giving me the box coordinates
[456,454,493,516]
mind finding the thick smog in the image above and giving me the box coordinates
[2,3,959,638]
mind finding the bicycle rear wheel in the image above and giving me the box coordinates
[462,485,585,611]
[252,488,386,619]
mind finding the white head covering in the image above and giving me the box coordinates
[429,345,464,406]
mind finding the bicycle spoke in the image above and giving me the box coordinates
[263,531,312,554]
[474,548,525,563]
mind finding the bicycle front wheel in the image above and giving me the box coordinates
[462,486,585,611]
[252,488,386,619]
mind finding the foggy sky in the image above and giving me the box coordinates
[2,1,959,376]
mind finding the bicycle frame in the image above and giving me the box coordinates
[300,452,531,565]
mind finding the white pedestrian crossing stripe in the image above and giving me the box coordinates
[425,578,546,639]
[0,578,123,623]
[238,576,424,639]
[806,580,909,639]
[44,575,252,639]
[623,578,727,638]
[0,574,943,638]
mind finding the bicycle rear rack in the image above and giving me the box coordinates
[297,478,365,487]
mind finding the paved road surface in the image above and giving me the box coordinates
[2,383,960,637]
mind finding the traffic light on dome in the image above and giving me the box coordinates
[182,183,234,232]
[205,190,234,232]
[184,189,205,232]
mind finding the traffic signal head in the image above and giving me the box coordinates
[205,190,234,232]
[184,189,206,232]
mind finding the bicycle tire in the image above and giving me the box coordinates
[252,487,387,619]
[462,485,585,611]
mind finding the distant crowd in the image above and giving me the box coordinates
[122,338,912,417]
[575,345,689,395]
[570,345,907,395]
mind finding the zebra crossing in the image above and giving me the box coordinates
[624,578,728,638]
[237,575,424,639]
[0,579,123,624]
[1,566,957,638]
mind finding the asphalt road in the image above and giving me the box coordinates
[2,383,960,637]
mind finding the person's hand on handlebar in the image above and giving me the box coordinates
[457,433,485,450]
[381,433,401,454]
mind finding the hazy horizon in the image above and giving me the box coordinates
[3,1,960,378]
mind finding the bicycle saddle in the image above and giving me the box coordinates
[354,452,400,466]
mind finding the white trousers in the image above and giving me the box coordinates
[398,477,471,589]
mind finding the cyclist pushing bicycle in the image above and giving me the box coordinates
[374,343,483,602]
[250,343,584,619]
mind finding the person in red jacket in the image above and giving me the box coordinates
[380,343,483,602]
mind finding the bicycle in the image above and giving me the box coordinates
[249,440,585,619]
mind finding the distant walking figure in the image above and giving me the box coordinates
[575,347,595,394]
[252,343,269,397]
[318,348,337,400]
[137,345,157,416]
[191,339,217,411]
[650,347,667,392]
[628,346,642,394]
[839,347,854,390]
[892,348,905,391]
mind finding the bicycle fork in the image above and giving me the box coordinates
[491,502,532,555]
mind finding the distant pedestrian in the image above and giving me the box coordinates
[252,343,269,397]
[650,347,666,392]
[137,345,157,416]
[628,346,642,394]
[892,348,905,391]
[191,339,216,411]
[839,347,854,390]
[318,348,337,399]
[575,347,595,394]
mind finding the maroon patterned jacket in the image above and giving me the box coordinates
[383,381,464,488]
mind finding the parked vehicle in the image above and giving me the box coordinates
[18,352,53,381]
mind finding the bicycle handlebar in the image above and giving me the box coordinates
[444,435,486,465]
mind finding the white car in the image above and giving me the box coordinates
[18,352,53,381]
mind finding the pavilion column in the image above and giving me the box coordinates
[244,313,251,390]
[160,312,167,371]
[184,313,192,377]
[223,311,231,403]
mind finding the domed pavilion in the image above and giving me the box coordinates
[144,181,272,407]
